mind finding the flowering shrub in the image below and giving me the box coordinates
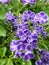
[0,0,49,65]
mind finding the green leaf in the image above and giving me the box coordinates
[44,22,49,26]
[6,59,13,65]
[0,59,7,65]
[45,26,49,32]
[43,39,49,51]
[0,26,6,37]
[38,36,49,51]
[0,47,6,57]
[0,58,13,65]
[0,4,8,20]
[21,61,32,65]
[14,58,32,65]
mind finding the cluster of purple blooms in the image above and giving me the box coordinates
[0,0,49,64]
[36,49,49,65]
[0,0,10,4]
[21,0,36,5]
[0,0,36,5]
[6,10,48,64]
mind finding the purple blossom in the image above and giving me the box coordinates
[6,11,14,21]
[10,40,18,51]
[15,50,35,60]
[6,11,18,28]
[35,49,49,65]
[11,16,18,28]
[17,22,28,30]
[23,51,35,60]
[34,11,48,24]
[21,0,36,5]
[21,10,35,23]
[35,60,43,65]
[33,23,48,37]
[16,29,31,40]
[0,0,10,4]
[10,39,35,60]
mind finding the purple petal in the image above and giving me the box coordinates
[28,53,35,59]
[24,55,30,60]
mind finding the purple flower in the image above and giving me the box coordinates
[34,24,48,36]
[39,50,49,62]
[12,17,18,28]
[34,11,48,24]
[17,22,28,30]
[10,40,18,51]
[0,0,10,4]
[35,60,43,65]
[35,49,49,65]
[14,50,35,60]
[23,51,35,60]
[21,0,29,5]
[21,10,35,23]
[10,39,35,60]
[21,0,36,5]
[16,24,30,40]
[35,59,49,65]
[35,26,44,34]
[6,11,14,21]
[6,11,18,28]
[30,30,38,49]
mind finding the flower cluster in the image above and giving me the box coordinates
[35,49,49,65]
[10,39,35,60]
[6,11,18,28]
[10,16,38,60]
[6,10,48,61]
[0,0,10,4]
[5,0,49,65]
[21,0,36,5]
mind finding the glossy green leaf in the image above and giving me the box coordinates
[0,58,13,65]
[0,47,6,57]
[0,26,6,37]
[6,59,13,65]
[0,4,8,20]
[0,59,7,65]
